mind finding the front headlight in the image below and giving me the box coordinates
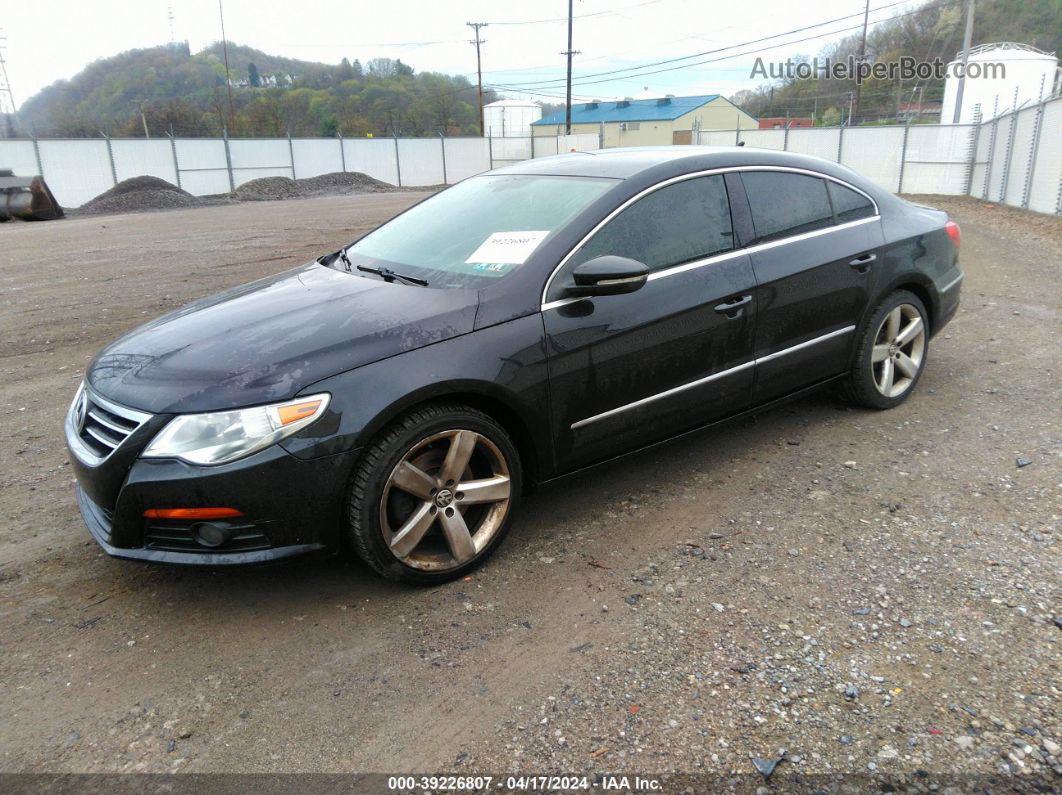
[142,393,330,466]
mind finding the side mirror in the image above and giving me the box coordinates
[566,255,649,298]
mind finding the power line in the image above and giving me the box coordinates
[487,0,667,27]
[491,2,937,92]
[489,0,912,89]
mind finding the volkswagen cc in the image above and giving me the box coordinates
[66,147,962,583]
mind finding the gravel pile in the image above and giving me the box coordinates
[233,171,395,201]
[81,176,199,214]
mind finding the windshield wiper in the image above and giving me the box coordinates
[356,263,429,287]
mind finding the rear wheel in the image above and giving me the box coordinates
[348,403,521,584]
[843,290,929,409]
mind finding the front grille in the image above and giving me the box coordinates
[80,399,139,456]
[69,387,152,464]
[143,520,272,553]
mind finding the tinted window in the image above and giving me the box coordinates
[827,180,876,223]
[742,172,833,244]
[570,175,733,273]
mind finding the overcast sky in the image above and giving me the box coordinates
[2,0,925,110]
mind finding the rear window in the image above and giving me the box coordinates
[827,180,876,223]
[741,172,834,244]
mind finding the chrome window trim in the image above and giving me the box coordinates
[540,165,881,310]
[940,272,963,293]
[569,325,856,430]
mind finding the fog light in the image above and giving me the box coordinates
[192,522,233,548]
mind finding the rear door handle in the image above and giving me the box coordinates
[849,252,876,271]
[714,294,752,317]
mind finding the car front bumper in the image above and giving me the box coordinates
[66,388,360,566]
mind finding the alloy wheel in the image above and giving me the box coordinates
[380,430,512,571]
[871,303,926,398]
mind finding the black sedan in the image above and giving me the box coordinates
[66,146,962,583]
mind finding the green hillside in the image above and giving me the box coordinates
[731,0,1060,124]
[14,42,494,138]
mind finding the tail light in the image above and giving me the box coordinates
[945,220,961,250]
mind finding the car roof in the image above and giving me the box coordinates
[488,145,886,199]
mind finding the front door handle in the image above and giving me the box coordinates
[849,252,876,272]
[714,294,752,317]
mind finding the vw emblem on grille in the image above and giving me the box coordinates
[74,391,88,434]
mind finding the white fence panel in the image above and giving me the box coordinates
[533,137,559,158]
[985,117,1009,201]
[443,138,489,182]
[786,128,841,161]
[0,139,41,177]
[111,139,177,186]
[490,137,532,167]
[558,133,599,152]
[968,120,993,198]
[738,129,786,150]
[902,125,971,194]
[174,139,231,196]
[840,128,903,191]
[343,139,399,185]
[292,138,344,179]
[698,130,736,146]
[37,140,115,207]
[1004,109,1037,206]
[228,139,291,187]
[397,139,445,186]
[1028,101,1062,214]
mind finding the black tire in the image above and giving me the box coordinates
[348,402,522,585]
[842,289,929,410]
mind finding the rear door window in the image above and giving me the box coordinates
[741,172,834,244]
[827,180,876,223]
[570,174,733,274]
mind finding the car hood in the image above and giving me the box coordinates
[87,262,479,413]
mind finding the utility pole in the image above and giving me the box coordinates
[0,29,17,137]
[136,100,151,138]
[851,0,870,125]
[952,0,976,123]
[467,22,488,136]
[218,0,236,132]
[562,0,579,134]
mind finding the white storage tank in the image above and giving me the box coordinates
[483,99,542,137]
[941,42,1059,123]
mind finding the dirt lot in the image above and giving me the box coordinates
[0,193,1059,787]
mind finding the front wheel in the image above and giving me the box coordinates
[843,290,929,409]
[348,403,522,584]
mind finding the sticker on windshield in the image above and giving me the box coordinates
[465,230,550,265]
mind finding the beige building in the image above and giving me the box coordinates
[531,94,757,147]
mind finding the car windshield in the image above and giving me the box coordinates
[342,174,617,288]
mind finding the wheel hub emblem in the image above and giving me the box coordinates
[888,343,899,356]
[435,489,454,508]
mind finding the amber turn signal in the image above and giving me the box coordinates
[143,507,244,520]
[276,399,323,426]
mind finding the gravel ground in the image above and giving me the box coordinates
[0,193,1058,789]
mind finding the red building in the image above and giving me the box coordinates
[758,117,814,129]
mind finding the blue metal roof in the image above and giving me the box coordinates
[532,94,720,126]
